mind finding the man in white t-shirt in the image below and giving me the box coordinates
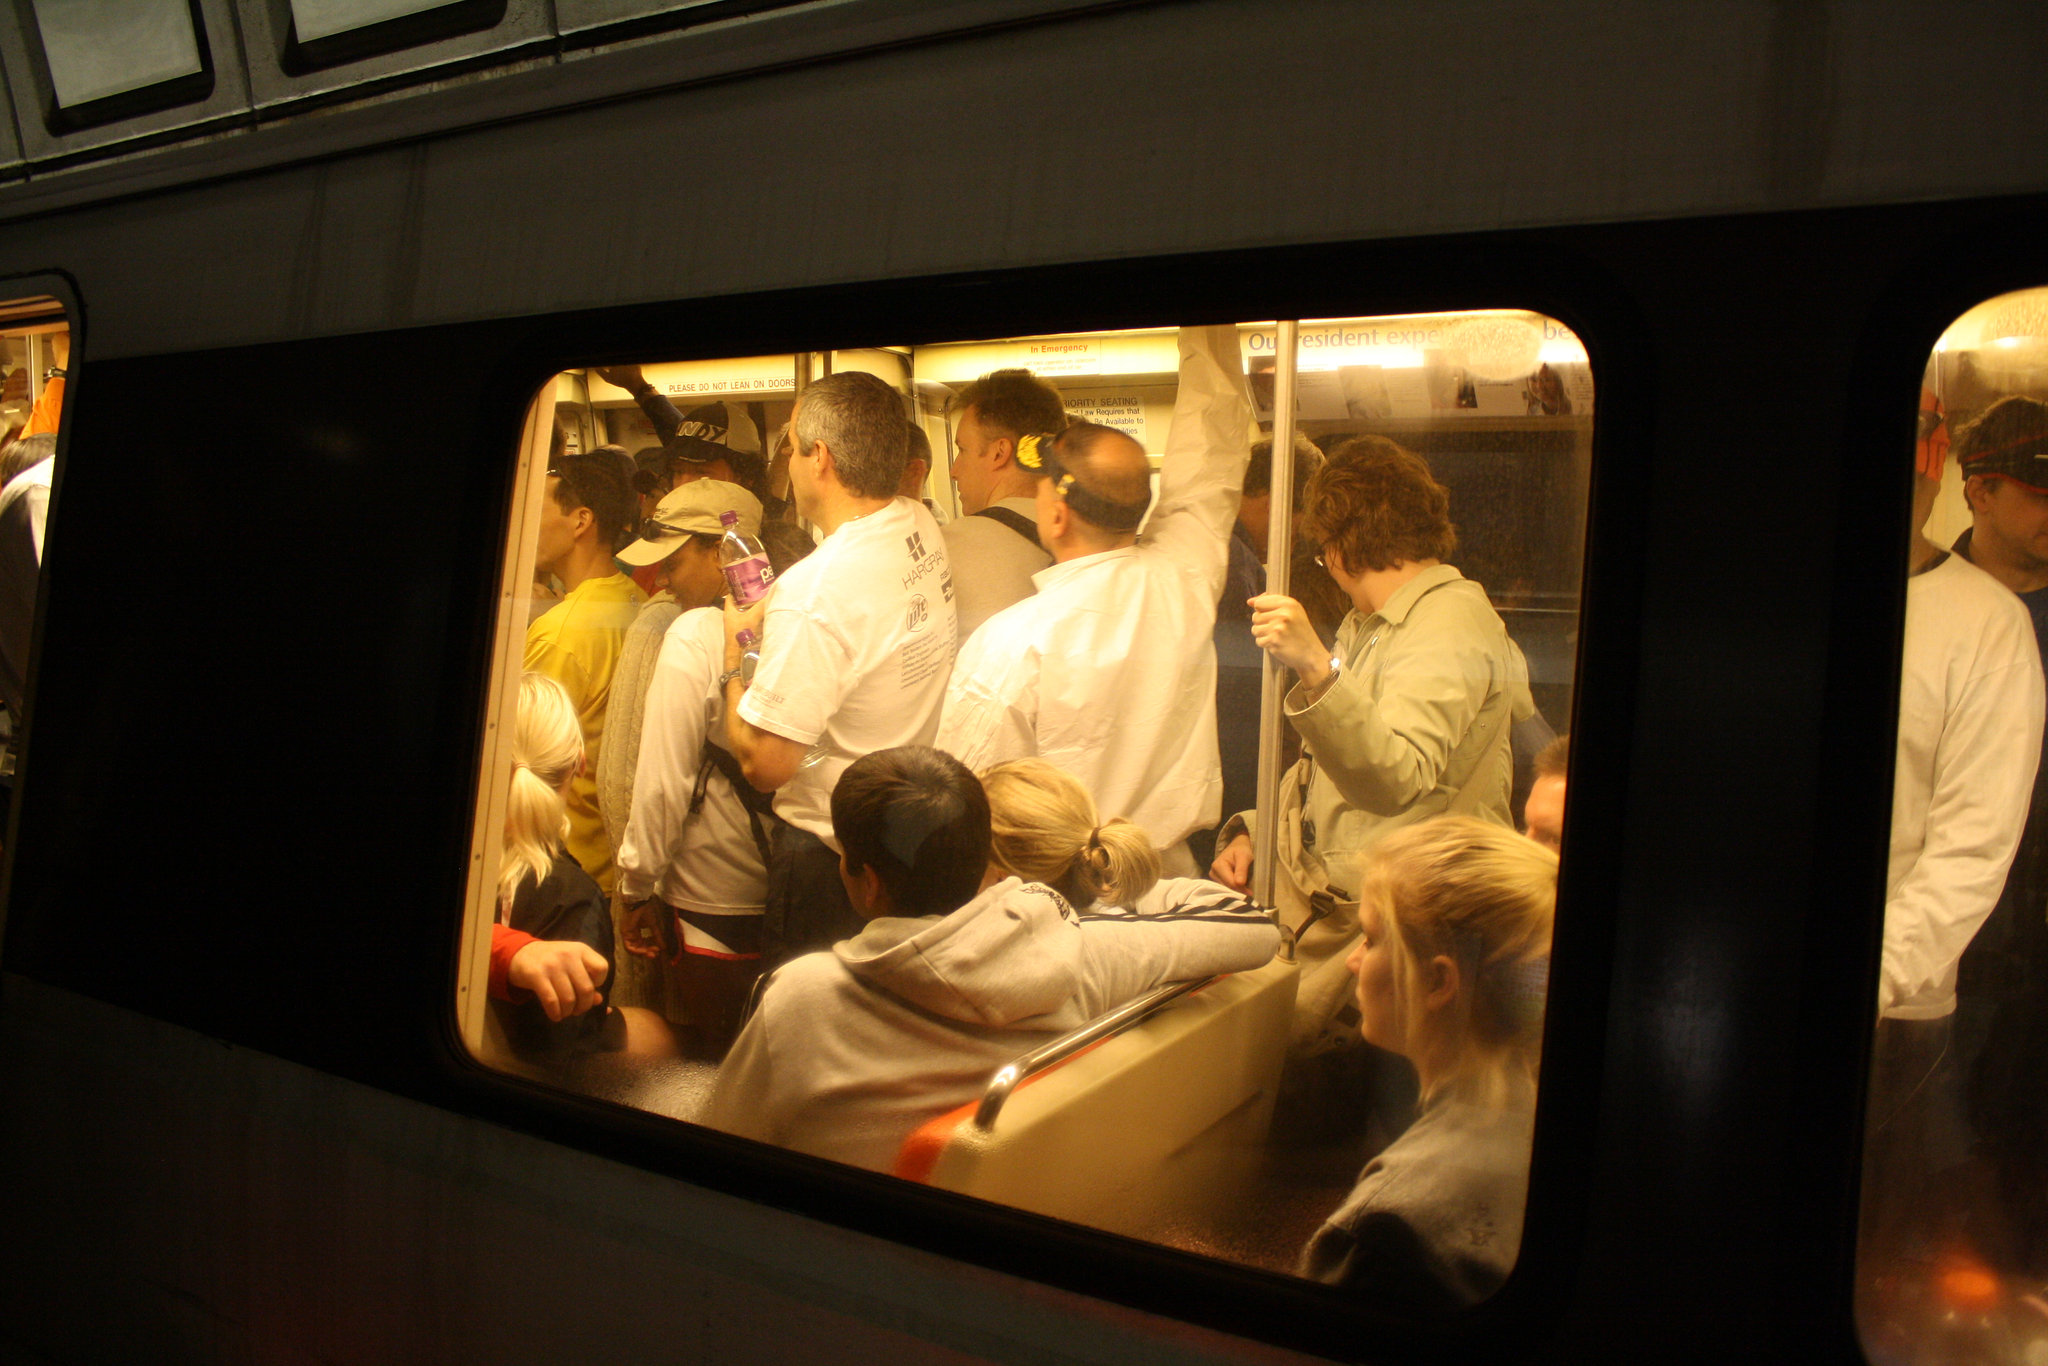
[1862,456,2044,1267]
[935,327,1252,873]
[942,368,1067,640]
[723,370,958,965]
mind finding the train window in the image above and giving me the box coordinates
[0,292,71,850]
[25,0,213,128]
[456,313,1592,1307]
[1858,286,2048,1364]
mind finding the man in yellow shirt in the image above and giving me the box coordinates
[525,451,644,894]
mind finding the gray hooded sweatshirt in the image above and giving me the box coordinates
[701,876,1281,1173]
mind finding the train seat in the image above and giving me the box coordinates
[892,955,1298,1240]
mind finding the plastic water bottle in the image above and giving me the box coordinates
[718,511,775,606]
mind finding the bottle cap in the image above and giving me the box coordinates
[719,510,739,527]
[737,628,760,649]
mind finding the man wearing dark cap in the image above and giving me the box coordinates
[1947,393,2048,1258]
[1860,421,2044,1273]
[936,328,1252,874]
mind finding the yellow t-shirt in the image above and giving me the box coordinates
[525,572,646,894]
[22,376,61,437]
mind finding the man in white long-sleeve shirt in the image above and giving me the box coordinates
[935,327,1252,873]
[612,481,786,1054]
[1863,458,2045,1266]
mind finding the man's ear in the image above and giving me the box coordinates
[1423,954,1461,1013]
[569,505,595,543]
[1039,497,1069,549]
[1965,474,1992,513]
[812,440,838,489]
[844,859,885,915]
[988,435,1015,470]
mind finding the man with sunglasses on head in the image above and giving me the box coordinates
[935,327,1253,876]
[526,450,645,896]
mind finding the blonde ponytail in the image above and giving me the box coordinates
[982,759,1161,909]
[499,672,584,913]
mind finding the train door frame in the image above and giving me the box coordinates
[0,269,79,945]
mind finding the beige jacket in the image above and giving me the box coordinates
[1234,565,1529,899]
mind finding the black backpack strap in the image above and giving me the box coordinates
[692,740,778,867]
[973,504,1040,544]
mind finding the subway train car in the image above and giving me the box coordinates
[4,1,2048,1362]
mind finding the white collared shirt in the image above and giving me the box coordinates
[935,326,1251,848]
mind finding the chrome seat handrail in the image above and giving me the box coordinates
[971,975,1219,1130]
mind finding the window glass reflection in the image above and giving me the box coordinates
[461,315,1592,1310]
[28,0,201,107]
[1859,286,2048,1364]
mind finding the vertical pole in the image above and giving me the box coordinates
[1250,322,1300,912]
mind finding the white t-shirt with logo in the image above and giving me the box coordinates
[738,496,958,846]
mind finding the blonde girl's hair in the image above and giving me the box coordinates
[981,759,1161,909]
[1358,815,1556,1109]
[499,671,584,913]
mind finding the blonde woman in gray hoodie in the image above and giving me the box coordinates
[701,747,1280,1173]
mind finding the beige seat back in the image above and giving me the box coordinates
[895,956,1298,1240]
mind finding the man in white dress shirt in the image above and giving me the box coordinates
[942,368,1067,639]
[936,327,1252,874]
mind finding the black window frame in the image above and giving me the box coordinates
[438,237,1644,1364]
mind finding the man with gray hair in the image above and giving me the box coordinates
[723,369,958,965]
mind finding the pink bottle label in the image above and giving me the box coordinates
[723,554,775,606]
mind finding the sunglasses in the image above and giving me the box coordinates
[639,515,709,542]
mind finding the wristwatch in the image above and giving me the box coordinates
[719,650,761,690]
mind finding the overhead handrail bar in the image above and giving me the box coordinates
[1251,320,1300,947]
[971,975,1219,1129]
